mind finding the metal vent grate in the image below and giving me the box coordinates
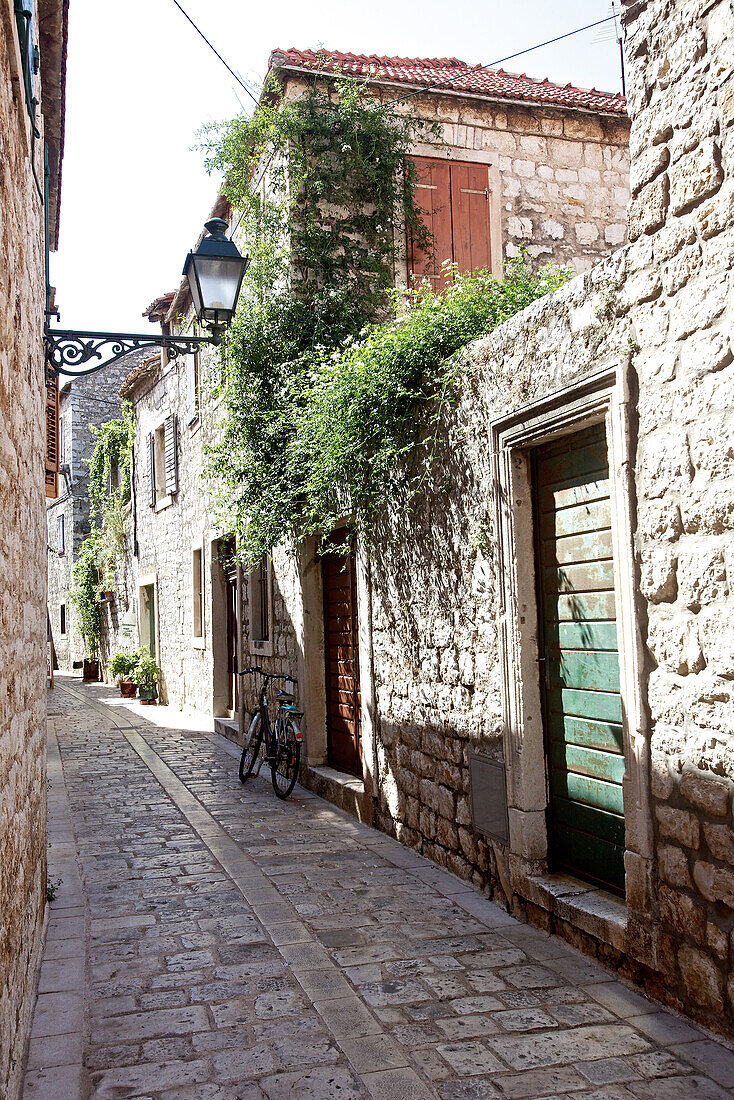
[469,753,509,844]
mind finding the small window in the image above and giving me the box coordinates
[60,604,67,636]
[187,353,201,424]
[148,416,178,507]
[57,514,65,555]
[249,553,271,650]
[192,547,204,639]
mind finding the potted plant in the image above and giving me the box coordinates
[133,652,161,704]
[109,651,138,697]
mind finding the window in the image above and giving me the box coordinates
[192,546,204,639]
[408,157,495,291]
[187,353,201,425]
[57,514,64,555]
[148,415,178,507]
[45,373,59,499]
[60,604,67,636]
[249,553,272,653]
[14,0,38,124]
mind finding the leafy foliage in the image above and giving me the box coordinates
[209,259,570,560]
[71,405,135,656]
[202,71,571,561]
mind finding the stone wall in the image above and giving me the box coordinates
[283,72,631,275]
[0,0,60,1094]
[260,0,734,1034]
[46,360,132,669]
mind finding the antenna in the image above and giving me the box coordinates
[593,2,626,95]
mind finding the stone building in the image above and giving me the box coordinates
[103,56,629,725]
[252,0,734,1033]
[0,0,67,1096]
[273,48,630,277]
[46,355,142,670]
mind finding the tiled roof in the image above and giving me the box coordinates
[269,48,627,116]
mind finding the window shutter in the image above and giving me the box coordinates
[148,433,156,507]
[45,373,59,499]
[186,355,197,423]
[164,414,178,496]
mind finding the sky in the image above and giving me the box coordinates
[50,0,624,335]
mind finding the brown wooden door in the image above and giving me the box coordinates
[322,532,362,777]
[408,157,491,288]
[226,570,238,715]
[409,157,453,292]
[450,162,491,274]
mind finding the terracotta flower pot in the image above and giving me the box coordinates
[120,680,137,698]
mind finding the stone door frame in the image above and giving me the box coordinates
[490,364,658,966]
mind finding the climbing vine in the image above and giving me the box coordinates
[202,71,571,561]
[71,404,135,656]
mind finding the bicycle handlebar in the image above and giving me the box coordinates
[238,666,297,685]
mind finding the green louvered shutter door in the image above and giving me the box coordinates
[533,422,625,895]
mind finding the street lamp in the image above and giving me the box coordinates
[44,219,248,379]
[183,218,248,340]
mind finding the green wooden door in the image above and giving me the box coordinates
[533,423,625,895]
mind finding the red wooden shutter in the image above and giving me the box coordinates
[408,157,453,292]
[45,374,59,499]
[449,163,492,275]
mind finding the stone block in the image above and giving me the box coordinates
[678,944,724,1012]
[659,883,706,941]
[693,860,734,908]
[697,181,734,238]
[706,921,728,961]
[659,844,693,889]
[628,173,669,239]
[656,805,700,849]
[638,429,692,498]
[436,817,459,851]
[647,612,704,675]
[670,139,724,215]
[630,143,670,196]
[638,500,683,543]
[704,823,734,863]
[699,608,734,678]
[681,770,730,818]
[689,423,734,481]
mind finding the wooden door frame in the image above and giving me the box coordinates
[490,365,658,968]
[397,147,503,286]
[296,526,378,798]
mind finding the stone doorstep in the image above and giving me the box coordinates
[521,870,627,953]
[306,765,374,826]
[213,717,239,746]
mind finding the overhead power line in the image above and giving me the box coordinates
[170,0,259,105]
[377,14,624,109]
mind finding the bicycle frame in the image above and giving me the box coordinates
[240,668,302,775]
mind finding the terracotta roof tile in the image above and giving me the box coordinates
[269,48,627,115]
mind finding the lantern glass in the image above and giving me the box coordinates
[190,255,244,321]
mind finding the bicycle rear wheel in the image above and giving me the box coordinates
[239,713,262,783]
[271,718,301,799]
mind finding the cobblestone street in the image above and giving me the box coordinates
[22,679,734,1099]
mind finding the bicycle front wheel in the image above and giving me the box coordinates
[239,713,262,783]
[271,718,301,799]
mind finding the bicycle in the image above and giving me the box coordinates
[237,667,303,799]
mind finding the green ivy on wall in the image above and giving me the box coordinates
[71,402,135,657]
[202,71,571,562]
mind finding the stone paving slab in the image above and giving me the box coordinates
[20,678,734,1099]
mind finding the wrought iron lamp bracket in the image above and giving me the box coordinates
[43,328,218,381]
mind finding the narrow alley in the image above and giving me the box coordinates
[23,680,734,1099]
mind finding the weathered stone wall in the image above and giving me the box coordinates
[406,91,630,273]
[0,1,53,1094]
[262,0,734,1034]
[620,0,734,1028]
[283,73,630,274]
[46,360,131,669]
